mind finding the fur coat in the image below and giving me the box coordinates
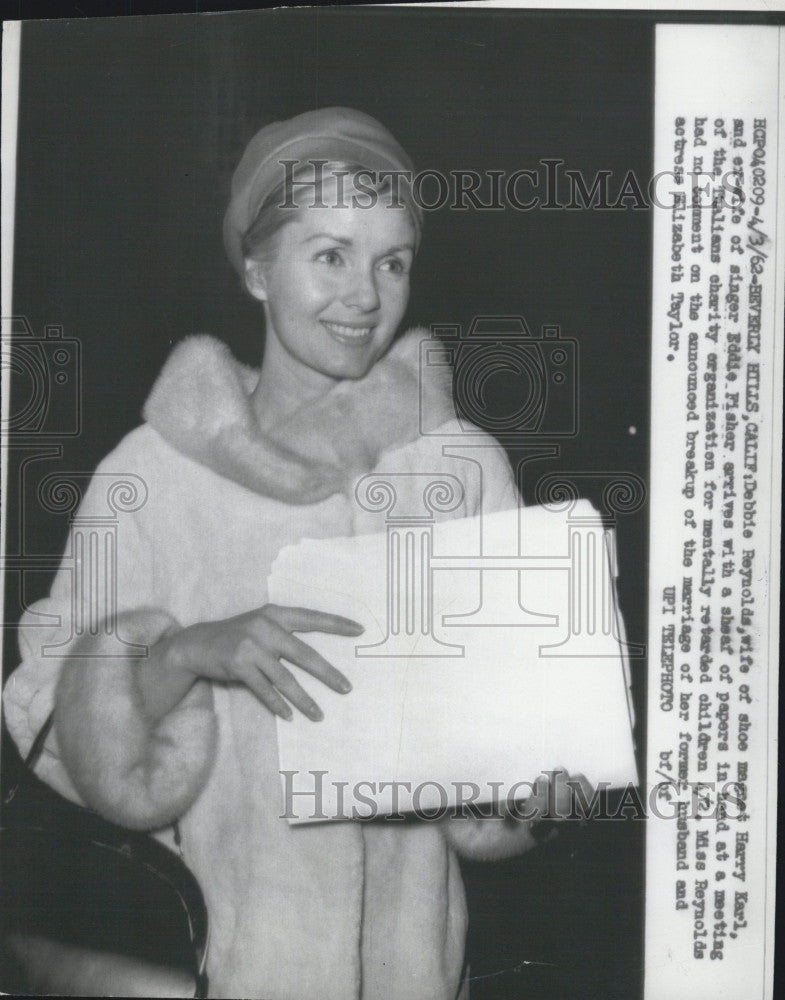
[3,329,523,999]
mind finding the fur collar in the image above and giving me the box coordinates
[143,328,454,504]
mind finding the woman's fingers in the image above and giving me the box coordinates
[233,630,342,721]
[232,660,294,721]
[188,604,361,719]
[277,632,352,693]
[249,606,355,693]
[568,771,593,805]
[258,653,325,721]
[525,768,586,819]
[233,650,314,721]
[544,768,594,819]
[262,604,364,637]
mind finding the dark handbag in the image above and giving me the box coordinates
[1,713,209,997]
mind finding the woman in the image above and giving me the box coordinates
[4,107,582,999]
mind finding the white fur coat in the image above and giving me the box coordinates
[4,330,525,999]
[143,328,454,504]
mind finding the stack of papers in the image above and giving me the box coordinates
[268,503,637,823]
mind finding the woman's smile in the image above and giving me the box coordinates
[244,179,416,388]
[320,320,375,346]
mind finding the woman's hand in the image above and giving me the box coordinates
[441,767,594,860]
[513,768,594,846]
[137,605,361,724]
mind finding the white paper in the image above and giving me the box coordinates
[269,503,637,823]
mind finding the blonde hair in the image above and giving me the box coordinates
[241,160,420,263]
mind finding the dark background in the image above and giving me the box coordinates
[4,9,654,998]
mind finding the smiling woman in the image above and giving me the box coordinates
[243,167,416,394]
[3,105,585,999]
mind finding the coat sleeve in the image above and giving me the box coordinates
[464,427,520,518]
[406,417,520,519]
[2,442,217,831]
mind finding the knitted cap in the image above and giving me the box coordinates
[223,107,422,275]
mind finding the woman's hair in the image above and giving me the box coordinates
[241,160,420,263]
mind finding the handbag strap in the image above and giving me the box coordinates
[17,707,204,995]
[2,710,54,808]
[24,709,55,770]
[22,709,183,850]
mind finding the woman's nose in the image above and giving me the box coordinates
[342,266,380,312]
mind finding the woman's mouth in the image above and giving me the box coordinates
[321,321,374,346]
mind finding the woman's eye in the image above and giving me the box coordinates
[379,257,408,275]
[316,249,344,266]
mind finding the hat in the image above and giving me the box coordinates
[223,107,422,275]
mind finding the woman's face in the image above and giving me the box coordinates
[246,182,415,382]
